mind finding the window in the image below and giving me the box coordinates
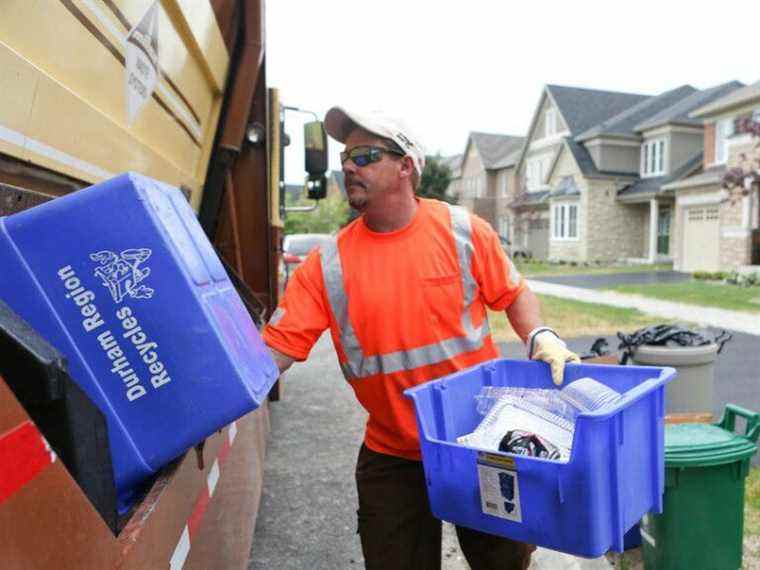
[463,176,483,198]
[475,177,484,198]
[551,203,579,240]
[527,160,537,190]
[658,140,664,173]
[500,175,509,198]
[498,217,509,241]
[568,204,577,238]
[642,138,666,176]
[715,118,734,164]
[526,154,552,191]
[545,108,557,138]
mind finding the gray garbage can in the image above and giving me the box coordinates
[631,343,718,414]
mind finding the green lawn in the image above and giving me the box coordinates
[748,467,760,536]
[745,468,759,567]
[489,294,673,343]
[609,281,760,313]
[515,260,673,277]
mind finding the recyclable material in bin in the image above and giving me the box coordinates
[404,359,675,558]
[0,173,279,513]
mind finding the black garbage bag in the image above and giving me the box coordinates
[617,324,732,365]
[498,430,563,460]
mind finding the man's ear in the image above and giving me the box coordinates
[398,156,414,182]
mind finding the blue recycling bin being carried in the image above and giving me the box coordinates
[404,359,675,558]
[0,173,279,512]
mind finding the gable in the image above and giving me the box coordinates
[460,137,485,177]
[515,91,567,178]
[532,97,569,142]
[546,143,582,187]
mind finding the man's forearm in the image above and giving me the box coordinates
[505,287,543,343]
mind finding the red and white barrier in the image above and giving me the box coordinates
[169,421,239,570]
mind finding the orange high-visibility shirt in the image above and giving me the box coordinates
[263,198,525,460]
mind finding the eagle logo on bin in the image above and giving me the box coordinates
[90,248,155,303]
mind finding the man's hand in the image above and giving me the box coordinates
[528,328,580,386]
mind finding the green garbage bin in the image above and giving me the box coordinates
[641,404,759,570]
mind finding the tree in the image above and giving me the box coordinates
[283,190,350,234]
[417,155,457,204]
[721,116,760,204]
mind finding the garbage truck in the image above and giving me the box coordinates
[0,1,323,567]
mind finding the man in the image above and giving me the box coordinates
[263,107,580,570]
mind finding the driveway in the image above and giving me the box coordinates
[529,270,690,289]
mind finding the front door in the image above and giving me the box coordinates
[657,206,671,256]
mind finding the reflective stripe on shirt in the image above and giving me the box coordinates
[320,203,490,380]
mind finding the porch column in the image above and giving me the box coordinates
[648,199,658,263]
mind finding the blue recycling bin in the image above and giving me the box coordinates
[404,360,675,558]
[0,173,278,512]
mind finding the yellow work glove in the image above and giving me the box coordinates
[527,327,581,386]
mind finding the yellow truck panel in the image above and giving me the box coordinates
[0,0,230,205]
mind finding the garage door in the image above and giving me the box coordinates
[682,206,720,271]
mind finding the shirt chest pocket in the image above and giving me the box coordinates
[419,271,462,335]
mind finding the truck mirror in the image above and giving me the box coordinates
[306,174,327,200]
[304,121,328,176]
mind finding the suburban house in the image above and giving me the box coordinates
[456,132,524,240]
[666,81,760,271]
[509,82,745,263]
[510,85,649,261]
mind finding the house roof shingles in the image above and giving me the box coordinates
[662,164,727,191]
[563,138,639,179]
[470,132,525,170]
[567,82,743,180]
[546,85,651,137]
[618,152,703,198]
[510,190,550,208]
[576,85,697,141]
[692,80,760,118]
[635,81,745,132]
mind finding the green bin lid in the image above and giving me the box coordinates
[665,423,758,467]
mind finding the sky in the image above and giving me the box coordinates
[266,0,760,184]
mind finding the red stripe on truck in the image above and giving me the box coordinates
[0,421,54,504]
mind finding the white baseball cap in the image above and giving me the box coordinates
[324,106,426,178]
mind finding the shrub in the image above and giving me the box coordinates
[693,271,729,282]
[726,270,760,287]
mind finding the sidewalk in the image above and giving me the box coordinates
[527,279,760,336]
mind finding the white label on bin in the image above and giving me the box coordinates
[125,1,160,124]
[476,458,522,523]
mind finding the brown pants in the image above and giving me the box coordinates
[356,445,534,570]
